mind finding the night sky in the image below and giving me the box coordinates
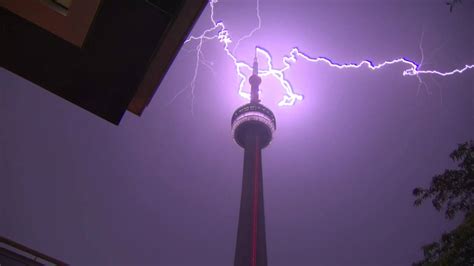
[1,0,473,265]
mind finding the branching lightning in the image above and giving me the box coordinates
[182,0,474,108]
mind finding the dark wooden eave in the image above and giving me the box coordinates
[0,0,208,124]
[128,0,208,116]
[0,235,67,265]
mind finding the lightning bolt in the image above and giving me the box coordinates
[182,0,474,108]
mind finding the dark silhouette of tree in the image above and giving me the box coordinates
[446,0,464,12]
[446,0,474,12]
[412,140,474,266]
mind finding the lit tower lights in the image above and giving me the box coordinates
[231,56,276,266]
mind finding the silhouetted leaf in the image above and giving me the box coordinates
[412,140,474,265]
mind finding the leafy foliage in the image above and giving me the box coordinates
[412,213,474,266]
[413,141,474,220]
[412,141,474,265]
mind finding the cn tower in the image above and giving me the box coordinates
[231,57,276,266]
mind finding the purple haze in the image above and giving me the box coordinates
[1,0,473,265]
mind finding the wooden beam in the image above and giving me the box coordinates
[0,236,68,265]
[0,0,101,47]
[127,0,208,115]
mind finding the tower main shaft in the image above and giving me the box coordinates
[231,56,275,266]
[234,128,268,266]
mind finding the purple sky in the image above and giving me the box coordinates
[1,0,473,265]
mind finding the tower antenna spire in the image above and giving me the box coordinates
[253,47,258,75]
[250,48,262,103]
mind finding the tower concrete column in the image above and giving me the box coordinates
[231,57,275,266]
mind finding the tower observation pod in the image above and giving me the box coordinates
[231,56,276,266]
